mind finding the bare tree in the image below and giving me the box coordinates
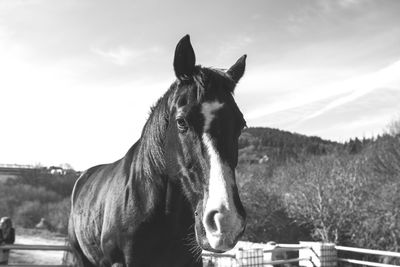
[275,155,371,243]
[387,115,400,136]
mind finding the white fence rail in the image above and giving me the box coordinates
[337,246,400,267]
[336,246,400,258]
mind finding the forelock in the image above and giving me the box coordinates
[172,66,236,107]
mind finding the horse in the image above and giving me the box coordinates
[68,35,247,267]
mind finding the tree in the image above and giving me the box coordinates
[274,155,371,243]
[237,163,311,243]
[387,115,400,136]
[364,135,400,252]
[374,135,400,177]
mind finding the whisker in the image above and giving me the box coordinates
[183,223,203,264]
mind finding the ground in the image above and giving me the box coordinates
[8,228,67,265]
[6,228,277,265]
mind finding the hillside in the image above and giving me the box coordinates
[237,127,400,251]
[238,127,342,164]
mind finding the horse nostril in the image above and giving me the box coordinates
[205,210,219,233]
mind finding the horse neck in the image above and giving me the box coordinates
[134,92,170,180]
[124,87,194,228]
[124,140,194,234]
[122,140,166,213]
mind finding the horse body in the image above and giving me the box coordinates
[69,35,247,267]
[70,144,199,266]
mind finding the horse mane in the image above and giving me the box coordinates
[130,66,236,182]
[132,86,173,181]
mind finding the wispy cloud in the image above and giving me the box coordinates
[337,0,366,8]
[243,58,400,122]
[237,57,400,141]
[241,68,355,120]
[318,0,369,11]
[301,59,400,121]
[91,45,162,66]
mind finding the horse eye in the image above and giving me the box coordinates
[176,117,188,132]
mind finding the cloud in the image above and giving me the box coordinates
[297,88,400,140]
[239,68,355,121]
[301,59,400,121]
[91,45,162,66]
[236,58,400,141]
[318,0,369,11]
[242,58,400,122]
[92,46,136,65]
[248,87,400,141]
[337,0,365,8]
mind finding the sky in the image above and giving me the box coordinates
[1,0,399,170]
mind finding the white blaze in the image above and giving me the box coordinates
[202,134,234,211]
[201,101,240,249]
[202,133,236,249]
[201,101,232,215]
[201,101,224,132]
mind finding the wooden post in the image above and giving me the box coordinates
[236,247,264,267]
[299,242,337,267]
[0,248,9,265]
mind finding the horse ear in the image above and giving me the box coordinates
[227,55,246,83]
[173,35,196,80]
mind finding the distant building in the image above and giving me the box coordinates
[49,166,66,175]
[0,163,80,182]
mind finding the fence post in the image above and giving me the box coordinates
[236,247,264,267]
[0,248,9,265]
[299,242,337,267]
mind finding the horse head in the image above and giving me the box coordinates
[164,35,247,253]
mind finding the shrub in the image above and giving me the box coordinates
[14,201,46,228]
[45,198,71,234]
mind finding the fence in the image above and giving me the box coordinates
[203,242,400,267]
[1,242,400,267]
[202,243,310,267]
[0,244,71,267]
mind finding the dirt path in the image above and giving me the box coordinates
[9,232,67,265]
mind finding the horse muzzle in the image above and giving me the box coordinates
[201,208,246,252]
